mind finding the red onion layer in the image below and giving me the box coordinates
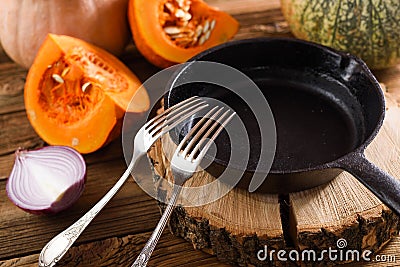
[6,146,86,214]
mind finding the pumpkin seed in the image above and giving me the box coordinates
[176,37,193,45]
[210,19,216,30]
[176,0,185,8]
[182,1,191,12]
[204,30,211,41]
[191,37,198,45]
[181,12,192,21]
[164,26,182,35]
[72,138,79,147]
[52,74,64,84]
[81,82,92,93]
[203,20,210,33]
[199,35,206,45]
[175,9,186,18]
[196,25,203,37]
[27,110,37,121]
[165,2,175,13]
[171,31,193,39]
[61,67,70,77]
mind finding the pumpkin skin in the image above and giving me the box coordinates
[25,34,150,153]
[128,0,239,68]
[0,0,130,69]
[281,0,400,69]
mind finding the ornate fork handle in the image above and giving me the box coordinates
[38,97,208,267]
[39,210,97,267]
[39,157,139,267]
[132,185,182,267]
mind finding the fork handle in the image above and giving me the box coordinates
[132,185,182,267]
[39,156,139,267]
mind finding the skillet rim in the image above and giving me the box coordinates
[164,37,385,175]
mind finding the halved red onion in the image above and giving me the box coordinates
[6,146,86,214]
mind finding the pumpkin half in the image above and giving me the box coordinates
[25,34,150,153]
[281,0,400,69]
[128,0,239,68]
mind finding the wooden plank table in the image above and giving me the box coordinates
[0,0,399,266]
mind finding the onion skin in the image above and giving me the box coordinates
[6,146,86,215]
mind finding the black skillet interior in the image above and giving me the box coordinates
[165,38,384,192]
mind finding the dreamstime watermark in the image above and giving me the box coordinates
[257,238,397,263]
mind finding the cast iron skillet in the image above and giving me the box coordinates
[165,37,400,216]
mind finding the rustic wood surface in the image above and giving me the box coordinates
[151,91,400,266]
[0,0,399,266]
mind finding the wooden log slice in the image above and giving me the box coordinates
[147,91,400,266]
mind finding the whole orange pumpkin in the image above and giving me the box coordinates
[0,0,131,69]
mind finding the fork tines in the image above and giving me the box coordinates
[177,106,236,161]
[145,96,208,140]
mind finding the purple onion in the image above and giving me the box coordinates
[6,146,86,214]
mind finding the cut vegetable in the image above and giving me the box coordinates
[24,34,150,153]
[128,0,239,68]
[6,146,86,215]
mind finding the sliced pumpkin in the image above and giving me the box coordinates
[25,34,150,153]
[128,0,239,68]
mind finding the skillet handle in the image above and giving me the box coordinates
[335,151,400,217]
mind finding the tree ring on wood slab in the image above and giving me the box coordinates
[147,94,400,266]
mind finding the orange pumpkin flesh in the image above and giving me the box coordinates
[128,0,239,68]
[25,34,150,153]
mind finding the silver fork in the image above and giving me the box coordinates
[132,106,236,267]
[39,96,208,267]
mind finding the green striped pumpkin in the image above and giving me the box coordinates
[280,0,400,69]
